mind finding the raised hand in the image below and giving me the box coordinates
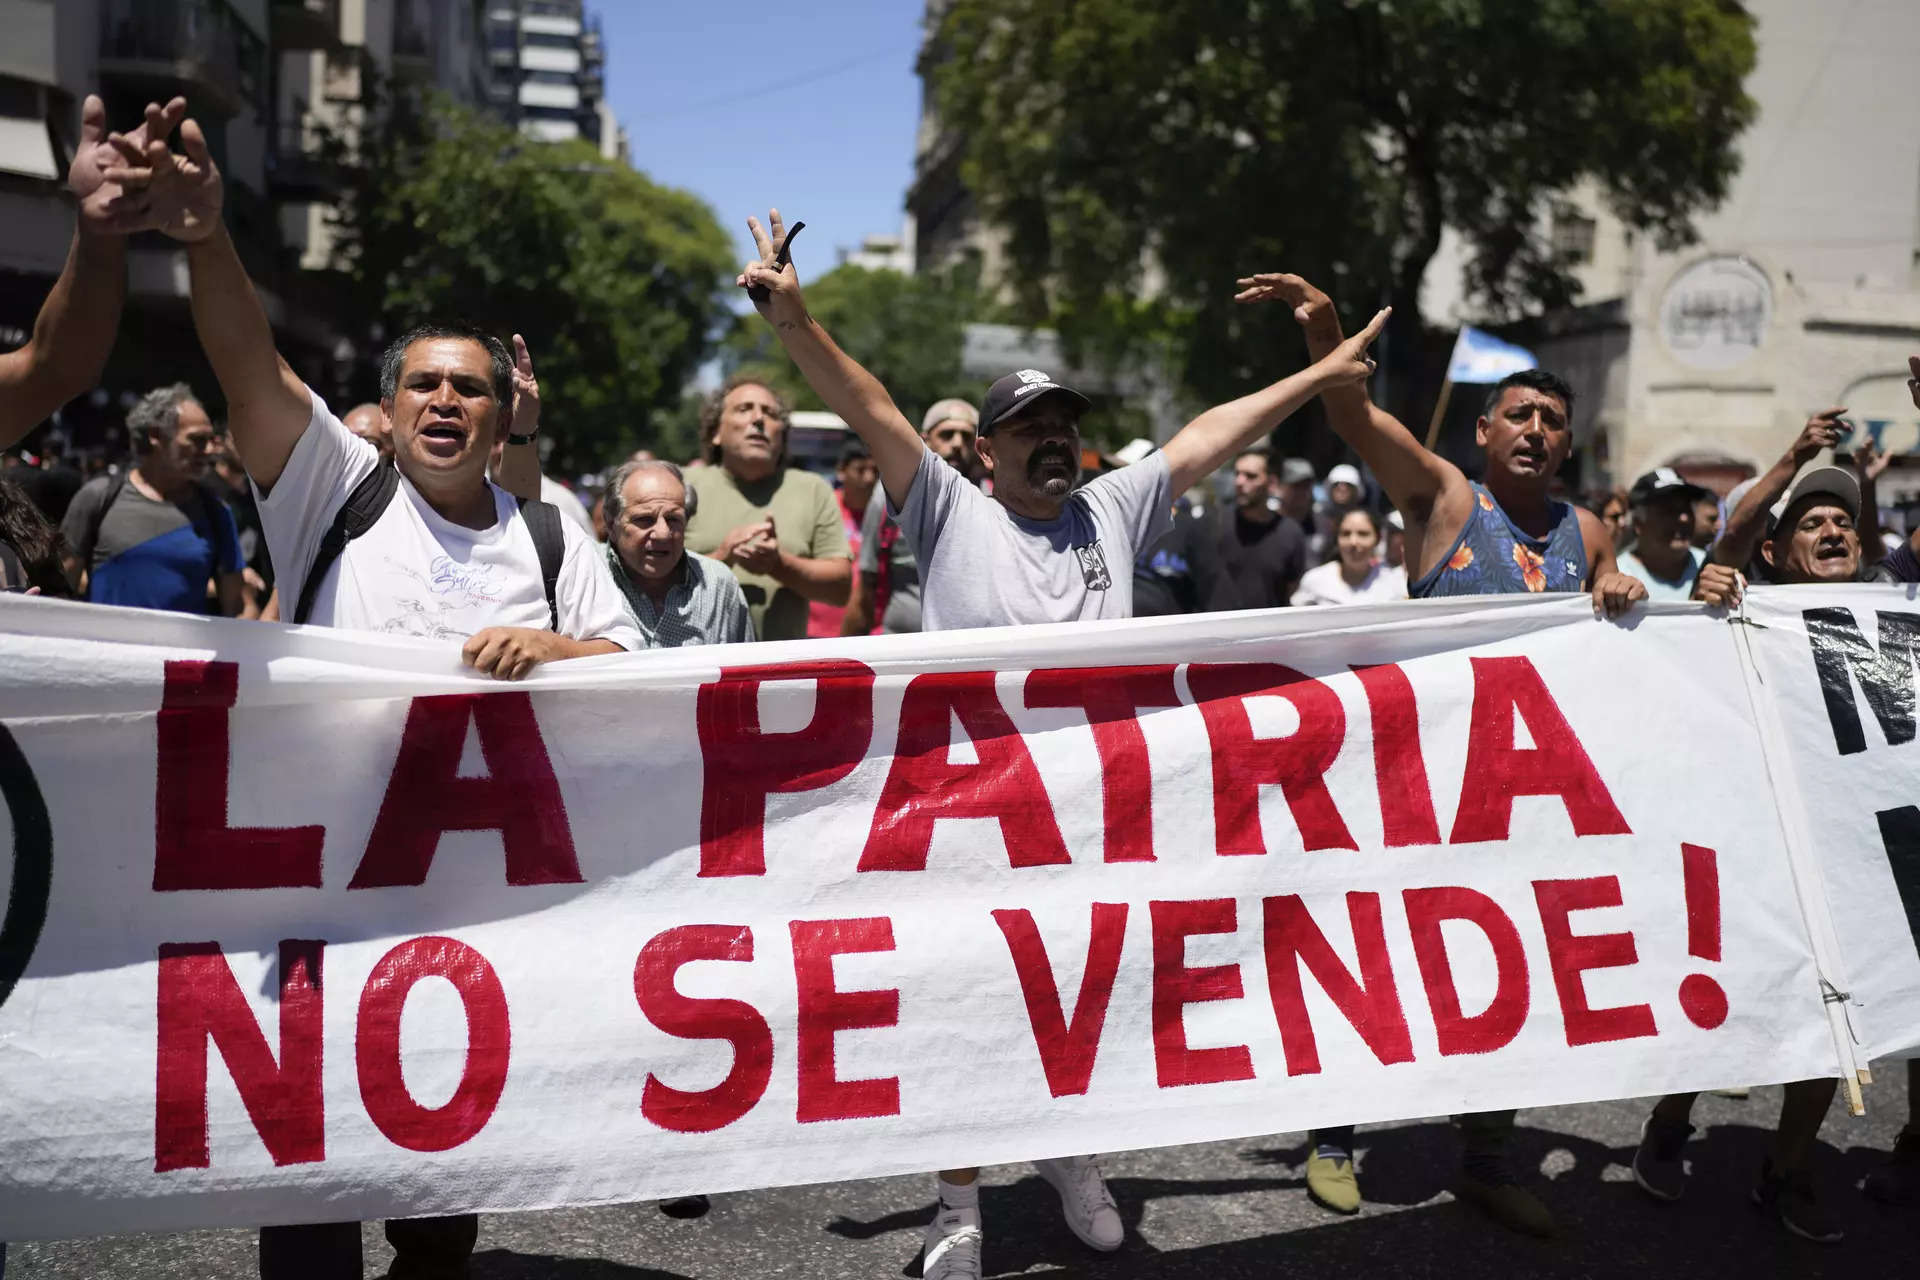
[1315,308,1391,386]
[68,95,187,235]
[1852,434,1891,485]
[104,116,224,243]
[737,209,805,324]
[1233,272,1335,330]
[1789,408,1848,467]
[509,333,540,438]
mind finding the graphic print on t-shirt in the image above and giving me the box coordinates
[1075,542,1113,591]
[251,389,642,651]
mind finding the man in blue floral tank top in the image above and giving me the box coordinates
[1233,272,1649,1240]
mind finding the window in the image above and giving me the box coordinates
[1552,212,1597,265]
[523,31,575,48]
[525,69,574,84]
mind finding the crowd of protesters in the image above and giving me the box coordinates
[3,96,1920,1280]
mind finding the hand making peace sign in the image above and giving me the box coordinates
[737,209,807,324]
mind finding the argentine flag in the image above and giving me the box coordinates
[1446,326,1537,383]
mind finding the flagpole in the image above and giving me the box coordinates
[1423,377,1454,451]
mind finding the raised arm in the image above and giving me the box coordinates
[0,96,187,445]
[125,118,310,489]
[738,211,926,506]
[1713,409,1846,572]
[1851,436,1891,566]
[1233,275,1468,518]
[1233,275,1476,559]
[1159,307,1390,496]
[490,333,542,502]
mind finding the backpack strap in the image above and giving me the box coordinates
[293,462,399,626]
[517,497,564,632]
[80,470,128,567]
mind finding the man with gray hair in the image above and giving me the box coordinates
[604,457,753,647]
[60,383,248,616]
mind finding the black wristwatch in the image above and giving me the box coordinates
[506,428,539,446]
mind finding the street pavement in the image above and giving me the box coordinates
[10,1080,1914,1279]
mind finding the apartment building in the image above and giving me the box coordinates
[0,0,502,453]
[484,0,619,155]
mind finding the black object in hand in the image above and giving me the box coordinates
[747,221,805,303]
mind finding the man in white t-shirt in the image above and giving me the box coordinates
[134,106,637,1278]
[738,207,1387,1280]
[148,115,636,684]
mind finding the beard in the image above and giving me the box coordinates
[1027,445,1077,497]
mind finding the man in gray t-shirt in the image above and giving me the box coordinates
[898,439,1171,630]
[739,208,1390,1280]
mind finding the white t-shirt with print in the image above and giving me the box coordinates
[254,388,641,648]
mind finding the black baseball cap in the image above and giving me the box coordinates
[1628,466,1709,507]
[979,369,1093,434]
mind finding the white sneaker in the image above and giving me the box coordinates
[920,1202,982,1280]
[1033,1154,1124,1251]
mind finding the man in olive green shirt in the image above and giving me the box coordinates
[685,375,851,640]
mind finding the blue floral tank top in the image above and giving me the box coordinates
[1410,483,1587,598]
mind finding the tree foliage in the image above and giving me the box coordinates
[328,99,736,472]
[931,0,1758,411]
[723,261,999,425]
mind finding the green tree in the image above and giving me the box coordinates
[329,99,736,472]
[931,0,1758,413]
[723,262,999,423]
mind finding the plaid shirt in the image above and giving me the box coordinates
[608,546,755,649]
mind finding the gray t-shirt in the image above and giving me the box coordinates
[894,446,1172,633]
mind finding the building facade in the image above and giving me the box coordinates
[484,0,614,151]
[0,0,503,455]
[1425,0,1920,499]
[0,0,282,456]
[909,1,1920,491]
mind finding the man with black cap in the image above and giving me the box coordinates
[1618,467,1712,601]
[1631,461,1866,1243]
[737,208,1387,1280]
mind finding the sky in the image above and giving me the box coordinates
[596,1,927,275]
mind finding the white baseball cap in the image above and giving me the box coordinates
[1326,464,1362,489]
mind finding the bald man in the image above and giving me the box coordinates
[341,402,391,462]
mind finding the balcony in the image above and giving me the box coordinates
[99,0,265,118]
[270,0,339,51]
[266,120,344,201]
[392,18,434,81]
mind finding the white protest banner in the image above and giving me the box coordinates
[0,590,1868,1239]
[1745,587,1920,1061]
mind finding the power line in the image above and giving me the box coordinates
[624,44,918,125]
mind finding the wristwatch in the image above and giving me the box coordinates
[505,428,539,446]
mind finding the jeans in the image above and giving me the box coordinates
[258,1215,477,1280]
